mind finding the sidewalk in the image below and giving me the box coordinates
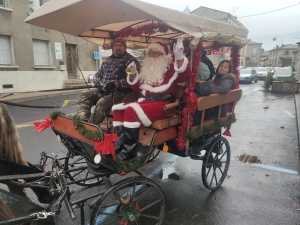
[0,88,93,103]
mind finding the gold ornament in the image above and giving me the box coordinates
[163,143,169,152]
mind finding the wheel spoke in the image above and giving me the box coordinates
[140,198,162,212]
[72,168,85,178]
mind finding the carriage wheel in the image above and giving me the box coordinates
[90,176,165,225]
[64,155,103,186]
[146,146,160,163]
[201,136,231,191]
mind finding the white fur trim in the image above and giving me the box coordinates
[126,74,139,85]
[139,72,178,93]
[147,43,167,55]
[137,98,145,102]
[111,103,152,127]
[123,121,141,128]
[174,56,188,73]
[113,121,123,127]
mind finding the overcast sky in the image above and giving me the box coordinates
[141,0,300,51]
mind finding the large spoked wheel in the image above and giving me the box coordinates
[201,136,231,191]
[146,146,160,163]
[90,176,165,225]
[64,154,103,186]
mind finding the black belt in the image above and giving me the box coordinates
[143,93,174,102]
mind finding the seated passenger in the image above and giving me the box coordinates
[193,60,236,125]
[112,38,193,160]
[198,62,211,81]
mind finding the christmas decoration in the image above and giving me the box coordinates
[50,111,65,120]
[71,114,103,140]
[120,202,141,224]
[177,41,202,150]
[163,143,169,152]
[33,116,53,132]
[185,115,235,140]
[94,134,118,160]
[222,128,232,136]
[229,45,240,112]
[115,158,141,173]
[115,22,181,38]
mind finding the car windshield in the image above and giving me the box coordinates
[275,69,291,75]
[256,68,268,72]
[240,69,252,74]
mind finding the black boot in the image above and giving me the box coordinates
[117,127,139,160]
[114,125,124,155]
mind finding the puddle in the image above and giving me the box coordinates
[263,106,269,109]
[238,153,261,164]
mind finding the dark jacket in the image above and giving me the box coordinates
[193,73,236,125]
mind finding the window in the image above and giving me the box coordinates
[0,35,12,65]
[33,39,50,66]
[275,51,277,56]
[252,56,256,62]
[246,57,249,61]
[284,50,289,55]
[29,0,47,13]
[274,58,277,64]
[0,0,8,7]
[252,47,257,54]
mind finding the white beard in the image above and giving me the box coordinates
[139,55,172,85]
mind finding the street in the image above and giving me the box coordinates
[2,80,300,225]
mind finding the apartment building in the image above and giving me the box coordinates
[268,44,298,67]
[190,6,248,68]
[243,42,262,67]
[0,0,99,93]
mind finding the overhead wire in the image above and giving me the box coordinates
[237,2,300,18]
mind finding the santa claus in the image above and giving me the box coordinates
[112,37,193,160]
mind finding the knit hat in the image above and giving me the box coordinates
[147,42,168,55]
[112,37,127,49]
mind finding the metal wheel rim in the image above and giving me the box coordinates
[201,136,231,191]
[64,155,103,186]
[90,177,165,225]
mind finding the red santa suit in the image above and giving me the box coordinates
[112,55,193,129]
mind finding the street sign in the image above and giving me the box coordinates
[94,52,100,59]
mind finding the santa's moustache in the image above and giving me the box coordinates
[139,55,172,84]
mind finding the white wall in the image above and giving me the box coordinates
[0,71,68,93]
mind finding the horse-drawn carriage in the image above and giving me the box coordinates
[0,0,247,224]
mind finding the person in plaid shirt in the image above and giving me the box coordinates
[77,37,140,125]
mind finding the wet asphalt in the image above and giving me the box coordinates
[1,80,300,225]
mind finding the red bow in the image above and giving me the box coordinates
[94,134,118,160]
[33,116,53,132]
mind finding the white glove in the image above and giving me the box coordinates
[173,35,184,60]
[127,61,137,74]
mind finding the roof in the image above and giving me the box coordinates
[24,0,248,49]
[190,6,246,28]
[183,5,191,14]
[269,44,298,52]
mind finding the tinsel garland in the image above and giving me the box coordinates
[71,114,103,140]
[115,157,141,173]
[177,41,202,150]
[50,111,65,120]
[115,22,181,38]
[229,45,240,112]
[185,115,235,140]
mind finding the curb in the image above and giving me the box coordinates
[0,89,91,103]
[295,93,300,171]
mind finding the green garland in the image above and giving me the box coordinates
[50,111,65,120]
[185,115,234,140]
[121,209,141,223]
[71,114,103,140]
[115,157,141,173]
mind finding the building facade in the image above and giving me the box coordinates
[0,0,99,93]
[268,44,298,67]
[190,6,248,68]
[243,42,262,68]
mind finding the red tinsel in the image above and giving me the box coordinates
[94,134,118,160]
[177,41,202,150]
[33,116,53,132]
[228,45,240,112]
[115,22,181,38]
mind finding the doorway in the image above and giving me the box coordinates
[65,44,77,79]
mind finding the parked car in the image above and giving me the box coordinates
[256,67,272,79]
[239,68,258,84]
[272,67,294,81]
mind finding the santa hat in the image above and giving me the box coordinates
[147,42,168,55]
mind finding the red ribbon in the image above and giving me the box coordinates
[33,116,53,132]
[94,134,118,160]
[222,129,232,137]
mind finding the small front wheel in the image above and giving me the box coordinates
[90,176,165,225]
[201,136,231,191]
